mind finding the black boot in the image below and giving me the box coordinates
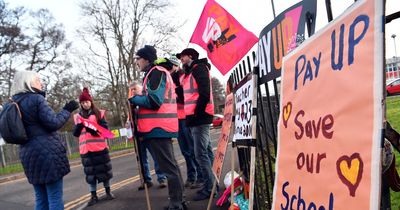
[105,187,115,200]
[87,191,98,206]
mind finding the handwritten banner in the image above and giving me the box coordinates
[233,74,256,142]
[212,93,234,181]
[272,0,383,209]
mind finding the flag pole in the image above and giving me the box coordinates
[127,101,152,210]
[270,0,277,18]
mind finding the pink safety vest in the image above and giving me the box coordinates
[137,66,178,133]
[183,65,214,116]
[74,110,108,155]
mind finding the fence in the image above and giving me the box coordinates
[228,51,280,209]
[0,131,133,175]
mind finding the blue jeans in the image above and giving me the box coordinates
[138,140,167,183]
[89,180,110,192]
[178,119,202,182]
[189,124,215,193]
[33,179,64,210]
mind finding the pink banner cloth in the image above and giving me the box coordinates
[78,115,115,139]
[190,0,258,75]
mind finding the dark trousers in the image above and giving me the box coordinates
[147,138,184,208]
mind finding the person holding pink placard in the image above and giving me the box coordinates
[73,87,115,206]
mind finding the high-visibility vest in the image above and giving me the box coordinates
[137,66,178,133]
[183,65,214,116]
[177,73,185,120]
[177,103,185,119]
[74,110,108,155]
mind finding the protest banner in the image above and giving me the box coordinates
[78,116,115,139]
[255,0,317,84]
[111,129,120,138]
[272,0,384,209]
[212,93,234,181]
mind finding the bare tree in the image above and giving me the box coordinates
[0,1,71,102]
[0,1,27,100]
[25,9,67,72]
[77,0,180,126]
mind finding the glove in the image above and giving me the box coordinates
[76,123,84,130]
[73,123,84,137]
[63,100,79,112]
[86,127,100,137]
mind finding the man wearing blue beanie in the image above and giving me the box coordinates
[130,45,186,210]
[135,45,157,63]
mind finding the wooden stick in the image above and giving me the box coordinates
[206,180,217,210]
[248,147,256,210]
[230,145,236,209]
[127,101,152,210]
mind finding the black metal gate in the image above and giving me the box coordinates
[228,51,280,209]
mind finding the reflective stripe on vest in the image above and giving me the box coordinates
[137,66,178,133]
[183,65,214,116]
[74,110,108,154]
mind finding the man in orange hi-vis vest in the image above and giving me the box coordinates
[177,48,215,201]
[128,45,186,210]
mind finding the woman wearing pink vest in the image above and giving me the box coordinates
[73,87,114,206]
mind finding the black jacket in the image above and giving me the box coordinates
[183,58,213,126]
[171,70,184,104]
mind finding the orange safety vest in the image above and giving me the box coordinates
[177,73,186,120]
[137,66,178,133]
[74,110,108,155]
[183,65,214,116]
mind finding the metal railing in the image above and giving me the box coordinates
[0,131,133,176]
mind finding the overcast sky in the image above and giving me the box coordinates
[6,0,400,82]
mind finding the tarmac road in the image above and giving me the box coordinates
[0,128,222,210]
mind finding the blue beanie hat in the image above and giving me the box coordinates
[136,45,157,63]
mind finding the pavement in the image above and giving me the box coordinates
[75,145,235,210]
[0,128,236,210]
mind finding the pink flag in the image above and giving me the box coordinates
[78,116,115,139]
[190,0,258,75]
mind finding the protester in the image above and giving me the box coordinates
[72,87,114,206]
[177,48,216,201]
[10,70,79,210]
[129,45,186,210]
[168,54,203,189]
[129,82,168,190]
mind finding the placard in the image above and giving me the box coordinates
[212,93,234,181]
[272,0,383,209]
[233,73,257,144]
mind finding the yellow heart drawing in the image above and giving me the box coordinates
[336,153,363,197]
[282,102,292,128]
[339,159,360,185]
